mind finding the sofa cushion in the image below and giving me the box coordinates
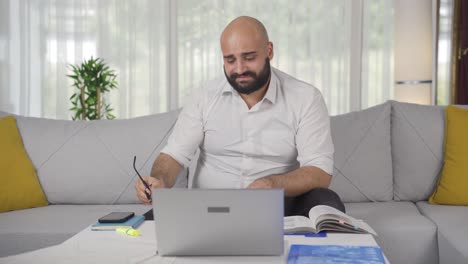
[417,201,468,264]
[346,201,438,264]
[329,102,393,202]
[0,204,150,257]
[14,109,186,204]
[429,106,468,205]
[391,101,445,201]
[0,116,48,212]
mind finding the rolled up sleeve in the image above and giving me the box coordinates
[161,92,204,167]
[295,93,334,175]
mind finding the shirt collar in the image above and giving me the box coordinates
[263,69,278,104]
[222,81,233,93]
[222,67,279,104]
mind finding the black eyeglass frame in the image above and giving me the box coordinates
[133,156,152,201]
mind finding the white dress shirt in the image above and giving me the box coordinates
[161,67,334,189]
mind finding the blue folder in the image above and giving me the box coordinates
[91,215,145,231]
[287,244,385,264]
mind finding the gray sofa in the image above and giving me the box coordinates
[1,100,467,264]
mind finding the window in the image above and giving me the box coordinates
[0,0,394,118]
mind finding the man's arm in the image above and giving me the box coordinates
[150,153,183,188]
[135,153,182,204]
[248,166,331,197]
[252,91,333,197]
[136,86,205,204]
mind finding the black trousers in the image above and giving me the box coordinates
[284,188,345,217]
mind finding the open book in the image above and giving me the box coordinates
[284,205,377,236]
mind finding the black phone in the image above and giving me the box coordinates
[98,212,135,223]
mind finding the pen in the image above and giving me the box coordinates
[133,156,152,201]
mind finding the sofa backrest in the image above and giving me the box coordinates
[6,110,186,205]
[329,102,393,202]
[4,100,461,204]
[390,101,445,201]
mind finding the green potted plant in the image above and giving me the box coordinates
[68,57,118,120]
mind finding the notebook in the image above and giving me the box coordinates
[91,215,144,231]
[152,189,284,256]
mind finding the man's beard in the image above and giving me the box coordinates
[224,58,271,95]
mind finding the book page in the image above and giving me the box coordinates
[308,205,350,225]
[284,215,317,233]
[308,205,377,235]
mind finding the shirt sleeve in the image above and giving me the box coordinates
[161,90,204,167]
[295,93,334,175]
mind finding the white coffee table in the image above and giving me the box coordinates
[0,221,389,264]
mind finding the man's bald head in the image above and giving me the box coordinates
[220,16,273,63]
[221,16,269,46]
[220,17,273,96]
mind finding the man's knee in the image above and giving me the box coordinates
[306,188,345,212]
[291,188,345,216]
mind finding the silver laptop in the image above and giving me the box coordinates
[152,189,284,256]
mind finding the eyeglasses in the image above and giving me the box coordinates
[133,156,152,201]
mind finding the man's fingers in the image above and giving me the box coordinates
[135,176,165,204]
[135,177,155,204]
[141,190,151,204]
[136,180,147,193]
[136,190,149,204]
[145,176,164,189]
[146,176,158,185]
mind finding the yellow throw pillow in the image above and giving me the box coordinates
[0,116,48,212]
[429,105,468,205]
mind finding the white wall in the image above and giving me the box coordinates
[394,0,434,105]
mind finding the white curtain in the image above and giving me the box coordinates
[0,0,394,119]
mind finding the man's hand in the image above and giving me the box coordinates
[135,176,166,204]
[247,177,274,189]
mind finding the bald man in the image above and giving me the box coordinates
[136,16,345,217]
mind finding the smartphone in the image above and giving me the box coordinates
[98,212,135,223]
